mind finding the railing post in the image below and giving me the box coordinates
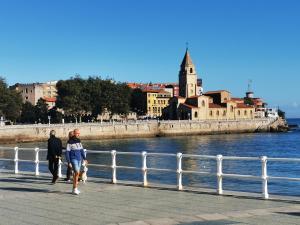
[14,147,19,174]
[34,147,40,176]
[216,154,223,195]
[261,156,269,199]
[177,152,183,190]
[58,158,62,178]
[111,150,117,184]
[142,151,148,187]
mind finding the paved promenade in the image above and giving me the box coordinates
[0,171,300,225]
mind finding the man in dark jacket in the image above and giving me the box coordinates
[47,130,62,183]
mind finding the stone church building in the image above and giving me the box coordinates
[163,49,255,120]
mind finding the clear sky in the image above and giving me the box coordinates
[0,0,299,117]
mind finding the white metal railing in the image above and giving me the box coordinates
[0,147,300,199]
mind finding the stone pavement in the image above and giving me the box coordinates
[0,171,300,225]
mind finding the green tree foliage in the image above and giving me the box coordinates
[19,102,36,123]
[0,77,22,123]
[35,98,49,123]
[56,76,132,120]
[48,107,63,124]
[244,97,254,106]
[130,88,146,115]
[278,108,286,119]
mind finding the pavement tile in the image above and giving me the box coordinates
[223,211,252,218]
[245,209,273,216]
[144,218,178,225]
[196,213,229,221]
[118,221,149,225]
[173,215,204,223]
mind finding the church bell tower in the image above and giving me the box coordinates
[179,48,198,98]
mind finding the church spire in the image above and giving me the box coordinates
[180,48,194,68]
[178,47,198,98]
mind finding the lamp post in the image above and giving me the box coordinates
[48,116,51,126]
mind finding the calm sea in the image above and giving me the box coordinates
[1,118,300,196]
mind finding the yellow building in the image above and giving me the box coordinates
[144,90,171,118]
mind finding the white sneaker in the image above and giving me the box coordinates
[72,188,80,195]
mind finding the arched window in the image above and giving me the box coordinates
[202,100,205,107]
[190,68,193,73]
[216,110,219,116]
[238,110,241,116]
[250,110,253,115]
[194,111,198,118]
[223,110,226,116]
[244,110,247,116]
[230,106,234,112]
[210,111,213,116]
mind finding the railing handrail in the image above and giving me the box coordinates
[1,146,300,199]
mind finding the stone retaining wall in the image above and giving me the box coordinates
[0,119,275,143]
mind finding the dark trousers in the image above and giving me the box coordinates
[48,158,59,181]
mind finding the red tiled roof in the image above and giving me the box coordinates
[231,97,244,101]
[181,103,198,109]
[205,90,231,94]
[43,97,56,102]
[142,89,160,93]
[236,103,254,108]
[188,95,201,99]
[209,103,226,108]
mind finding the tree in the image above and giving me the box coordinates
[278,108,286,119]
[56,76,133,121]
[56,76,91,122]
[244,97,254,106]
[48,107,63,124]
[130,88,146,115]
[35,98,49,123]
[19,102,36,123]
[0,77,22,123]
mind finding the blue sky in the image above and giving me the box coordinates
[0,0,299,117]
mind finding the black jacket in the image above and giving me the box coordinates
[47,136,63,160]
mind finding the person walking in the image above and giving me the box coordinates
[47,130,63,183]
[66,128,87,195]
[64,131,74,182]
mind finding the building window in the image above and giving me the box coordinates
[244,110,247,116]
[25,96,28,100]
[210,111,213,116]
[223,110,226,116]
[202,100,205,107]
[231,106,234,112]
[25,88,28,94]
[250,110,253,115]
[194,111,198,118]
[216,111,219,116]
[190,68,193,73]
[238,110,241,116]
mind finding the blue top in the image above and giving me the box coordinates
[66,137,86,162]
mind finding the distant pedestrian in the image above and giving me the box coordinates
[47,130,62,183]
[64,131,74,182]
[66,128,87,195]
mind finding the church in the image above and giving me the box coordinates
[163,49,257,120]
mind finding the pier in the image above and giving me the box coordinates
[1,171,300,225]
[1,147,300,224]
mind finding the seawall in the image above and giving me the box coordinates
[0,118,277,144]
